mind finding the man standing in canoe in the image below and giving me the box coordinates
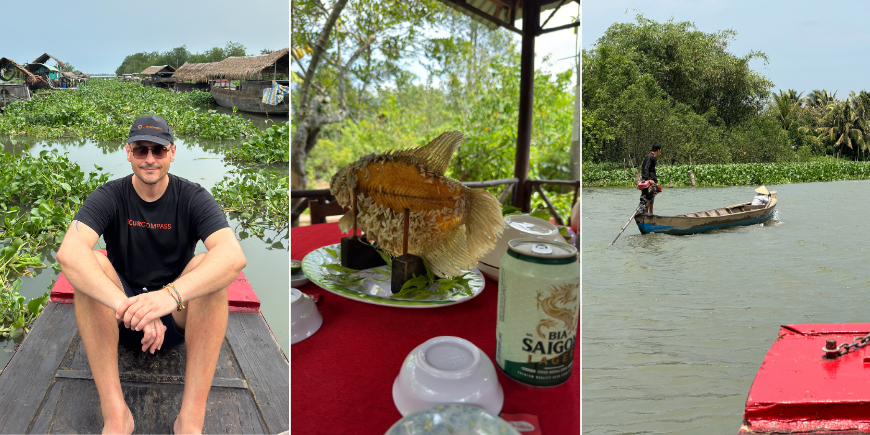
[640,142,662,214]
[56,115,246,435]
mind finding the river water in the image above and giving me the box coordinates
[0,123,289,368]
[582,181,870,433]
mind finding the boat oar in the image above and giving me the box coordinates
[609,200,647,247]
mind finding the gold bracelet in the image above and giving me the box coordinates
[166,282,185,311]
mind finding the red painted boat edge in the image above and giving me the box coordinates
[49,250,261,313]
[741,324,870,434]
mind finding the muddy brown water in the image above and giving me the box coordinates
[583,181,870,433]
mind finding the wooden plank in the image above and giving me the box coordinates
[0,302,78,433]
[35,378,267,434]
[225,313,289,434]
[55,370,249,389]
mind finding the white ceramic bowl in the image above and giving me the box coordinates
[384,404,520,435]
[392,336,504,417]
[477,215,565,282]
[290,288,322,345]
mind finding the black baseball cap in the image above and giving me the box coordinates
[127,115,174,146]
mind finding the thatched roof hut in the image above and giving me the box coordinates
[203,48,289,81]
[0,58,37,84]
[173,62,215,83]
[140,65,176,75]
[78,72,90,79]
[61,72,79,80]
[31,53,65,69]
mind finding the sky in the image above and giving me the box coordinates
[2,0,289,75]
[584,0,870,97]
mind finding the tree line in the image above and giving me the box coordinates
[114,42,273,75]
[583,15,870,168]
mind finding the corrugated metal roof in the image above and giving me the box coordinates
[435,0,568,33]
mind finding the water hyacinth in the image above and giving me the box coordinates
[0,80,258,140]
[583,160,870,187]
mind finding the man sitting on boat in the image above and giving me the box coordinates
[751,185,771,206]
[56,115,247,435]
[640,142,662,214]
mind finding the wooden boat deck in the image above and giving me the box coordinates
[0,272,288,434]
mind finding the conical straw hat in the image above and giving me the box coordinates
[755,185,769,195]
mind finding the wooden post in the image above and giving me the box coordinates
[403,208,409,256]
[513,0,539,212]
[634,171,642,185]
[688,170,696,187]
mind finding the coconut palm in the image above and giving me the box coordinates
[816,100,867,160]
[771,89,805,130]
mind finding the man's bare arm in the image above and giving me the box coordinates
[172,227,247,302]
[55,220,127,310]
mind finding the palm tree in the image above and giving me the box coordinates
[771,89,805,130]
[816,100,867,160]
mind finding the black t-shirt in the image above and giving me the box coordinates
[74,174,229,290]
[641,152,658,183]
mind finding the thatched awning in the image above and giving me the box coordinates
[203,48,289,80]
[61,72,79,79]
[0,58,37,84]
[173,62,215,82]
[79,73,90,78]
[31,53,65,69]
[140,65,176,75]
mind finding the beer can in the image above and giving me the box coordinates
[495,238,580,387]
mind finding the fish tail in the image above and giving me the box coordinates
[464,188,504,262]
[421,227,471,278]
[338,210,354,233]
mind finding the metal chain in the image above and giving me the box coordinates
[835,333,870,357]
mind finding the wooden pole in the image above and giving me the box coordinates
[513,0,538,212]
[403,208,410,256]
[688,170,696,187]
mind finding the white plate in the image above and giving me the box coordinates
[301,244,486,308]
[291,259,310,287]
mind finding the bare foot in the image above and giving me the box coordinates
[102,407,134,434]
[174,416,203,435]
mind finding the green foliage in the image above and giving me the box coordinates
[211,168,289,240]
[225,122,289,164]
[0,80,257,140]
[0,149,111,338]
[583,160,870,187]
[115,42,248,75]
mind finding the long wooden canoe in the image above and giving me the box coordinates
[0,262,288,434]
[635,191,777,235]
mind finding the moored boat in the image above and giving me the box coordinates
[0,256,288,434]
[739,323,870,434]
[635,191,777,235]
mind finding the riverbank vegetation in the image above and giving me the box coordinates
[115,42,248,75]
[584,15,870,185]
[584,158,870,187]
[0,80,257,140]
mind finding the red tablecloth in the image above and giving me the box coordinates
[291,223,579,434]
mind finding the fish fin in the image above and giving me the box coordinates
[422,225,472,278]
[464,188,505,262]
[394,131,463,176]
[338,210,354,233]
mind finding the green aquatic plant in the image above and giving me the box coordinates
[211,168,289,239]
[0,80,258,140]
[225,121,289,164]
[0,148,111,339]
[583,160,870,187]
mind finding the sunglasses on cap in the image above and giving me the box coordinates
[130,144,171,159]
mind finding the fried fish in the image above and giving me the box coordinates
[330,131,504,278]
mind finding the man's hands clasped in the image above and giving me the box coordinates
[115,290,178,354]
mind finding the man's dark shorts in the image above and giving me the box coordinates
[117,274,185,350]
